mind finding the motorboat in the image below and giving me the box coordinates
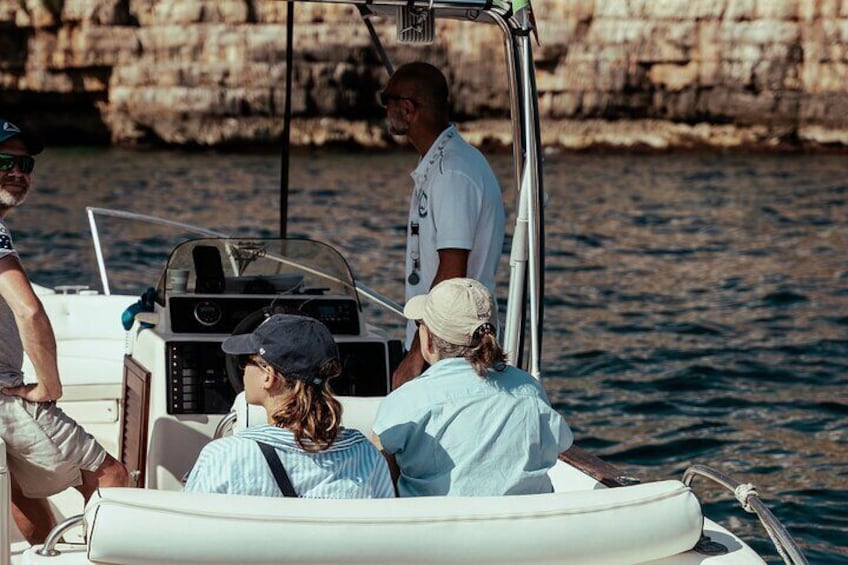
[0,0,808,563]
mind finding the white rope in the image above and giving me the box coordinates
[734,483,759,513]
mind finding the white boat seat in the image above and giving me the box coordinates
[231,391,382,437]
[22,293,132,388]
[84,480,703,564]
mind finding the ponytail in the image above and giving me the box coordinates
[466,331,507,377]
[269,359,343,452]
[429,323,507,378]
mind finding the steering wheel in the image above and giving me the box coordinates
[225,306,275,394]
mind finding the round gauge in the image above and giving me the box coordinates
[193,300,223,327]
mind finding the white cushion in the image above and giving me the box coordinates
[21,293,132,387]
[22,340,126,387]
[85,480,702,564]
[38,293,133,341]
[231,392,382,436]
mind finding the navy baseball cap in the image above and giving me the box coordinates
[0,118,44,155]
[222,314,340,387]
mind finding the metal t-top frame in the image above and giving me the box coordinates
[284,0,545,376]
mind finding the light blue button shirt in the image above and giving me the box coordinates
[373,358,573,497]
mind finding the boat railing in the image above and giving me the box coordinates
[213,412,238,440]
[85,207,403,318]
[682,465,809,565]
[33,514,84,558]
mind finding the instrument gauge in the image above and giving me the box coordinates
[193,300,223,327]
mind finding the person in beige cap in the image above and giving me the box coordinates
[372,278,572,497]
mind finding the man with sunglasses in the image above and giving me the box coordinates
[0,118,128,544]
[381,63,505,389]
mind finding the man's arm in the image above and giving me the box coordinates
[391,248,469,389]
[430,248,469,287]
[0,256,62,402]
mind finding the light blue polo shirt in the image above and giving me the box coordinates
[373,358,573,497]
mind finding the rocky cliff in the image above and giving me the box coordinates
[2,0,847,150]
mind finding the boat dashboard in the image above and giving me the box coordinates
[143,237,398,409]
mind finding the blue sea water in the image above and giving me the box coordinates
[9,146,848,563]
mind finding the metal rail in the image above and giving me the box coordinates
[87,207,229,296]
[34,514,84,557]
[293,0,508,14]
[85,207,403,317]
[683,465,809,565]
[498,7,544,377]
[213,412,238,439]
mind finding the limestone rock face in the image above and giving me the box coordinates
[2,0,848,149]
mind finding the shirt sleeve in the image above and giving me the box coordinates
[183,441,231,494]
[0,222,18,261]
[555,413,574,453]
[429,168,481,251]
[372,393,413,457]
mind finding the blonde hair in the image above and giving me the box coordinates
[268,359,343,452]
[429,325,507,378]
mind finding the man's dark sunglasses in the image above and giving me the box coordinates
[0,153,35,174]
[378,91,421,108]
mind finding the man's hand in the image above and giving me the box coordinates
[2,382,61,403]
[391,347,425,390]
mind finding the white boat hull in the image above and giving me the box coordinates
[2,276,772,564]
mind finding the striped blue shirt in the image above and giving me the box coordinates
[184,426,395,498]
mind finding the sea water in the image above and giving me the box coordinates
[10,146,848,564]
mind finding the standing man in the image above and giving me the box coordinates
[0,118,128,544]
[382,62,505,389]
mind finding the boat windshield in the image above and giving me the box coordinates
[157,238,360,306]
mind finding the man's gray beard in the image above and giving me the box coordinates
[387,121,408,137]
[0,188,26,208]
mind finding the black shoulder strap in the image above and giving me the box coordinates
[255,441,298,497]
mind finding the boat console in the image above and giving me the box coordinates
[121,238,400,490]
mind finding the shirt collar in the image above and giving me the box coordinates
[411,124,457,182]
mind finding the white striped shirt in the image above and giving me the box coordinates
[184,426,395,498]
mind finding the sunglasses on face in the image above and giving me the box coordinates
[378,90,422,108]
[238,356,271,372]
[0,153,35,174]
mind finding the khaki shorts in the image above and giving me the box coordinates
[0,395,108,498]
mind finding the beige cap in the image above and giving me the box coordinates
[403,278,497,346]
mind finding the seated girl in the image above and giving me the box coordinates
[185,314,394,498]
[373,278,573,497]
